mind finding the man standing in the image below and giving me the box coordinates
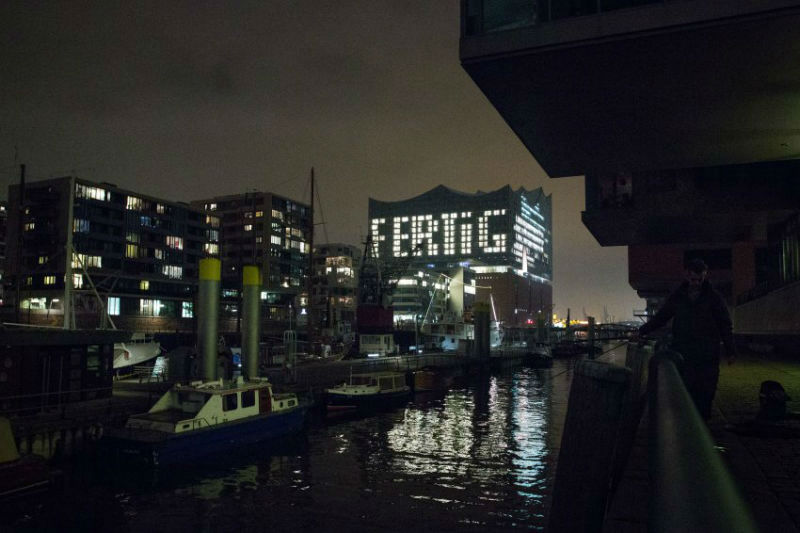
[639,258,736,419]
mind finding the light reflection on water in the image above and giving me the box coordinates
[10,350,629,532]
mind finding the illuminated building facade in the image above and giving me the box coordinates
[312,242,361,340]
[5,177,218,331]
[191,192,312,334]
[369,185,552,325]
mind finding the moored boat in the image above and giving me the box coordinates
[525,341,554,368]
[0,417,52,501]
[326,371,411,413]
[413,368,456,393]
[103,377,306,466]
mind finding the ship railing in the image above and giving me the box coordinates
[0,386,117,418]
[131,365,168,384]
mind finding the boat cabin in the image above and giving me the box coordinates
[125,378,298,434]
[333,372,408,395]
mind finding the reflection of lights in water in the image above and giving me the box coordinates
[510,371,548,501]
[387,391,476,477]
[174,465,259,500]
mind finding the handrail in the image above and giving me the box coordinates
[648,350,758,533]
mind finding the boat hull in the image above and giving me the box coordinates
[326,389,411,412]
[104,407,306,466]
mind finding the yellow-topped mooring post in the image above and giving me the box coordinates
[242,265,261,379]
[198,258,221,381]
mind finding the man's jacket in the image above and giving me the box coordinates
[639,280,736,365]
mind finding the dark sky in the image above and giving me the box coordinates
[0,1,642,321]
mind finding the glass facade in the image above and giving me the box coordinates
[368,185,552,282]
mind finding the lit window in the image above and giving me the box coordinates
[156,203,165,214]
[140,280,149,291]
[182,301,193,318]
[244,224,253,232]
[166,236,184,250]
[38,256,48,265]
[72,274,83,288]
[72,253,102,269]
[140,299,163,316]
[73,218,90,233]
[204,243,219,255]
[255,211,263,218]
[255,236,263,244]
[126,196,143,210]
[162,265,183,279]
[75,184,109,201]
[154,249,164,260]
[126,244,138,258]
[107,297,120,316]
[44,275,56,285]
[126,232,140,243]
[24,222,35,231]
[207,203,217,211]
[271,235,282,246]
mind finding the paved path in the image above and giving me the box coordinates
[604,351,800,533]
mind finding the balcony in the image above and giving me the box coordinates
[460,0,800,177]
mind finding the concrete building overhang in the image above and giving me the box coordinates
[582,208,796,247]
[460,1,800,177]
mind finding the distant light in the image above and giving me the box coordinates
[367,353,381,358]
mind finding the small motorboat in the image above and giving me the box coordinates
[326,371,411,413]
[103,377,306,466]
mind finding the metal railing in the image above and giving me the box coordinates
[0,386,115,418]
[647,349,758,533]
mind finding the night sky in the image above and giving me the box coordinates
[0,1,643,321]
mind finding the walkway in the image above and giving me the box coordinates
[604,351,800,532]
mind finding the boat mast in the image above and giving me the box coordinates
[306,167,315,355]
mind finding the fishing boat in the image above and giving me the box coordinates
[103,377,306,466]
[326,371,411,412]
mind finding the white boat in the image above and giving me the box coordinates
[103,377,306,466]
[113,332,162,369]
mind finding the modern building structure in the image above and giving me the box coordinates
[368,184,552,326]
[311,242,361,342]
[190,192,312,336]
[459,1,800,343]
[0,202,7,306]
[5,177,218,332]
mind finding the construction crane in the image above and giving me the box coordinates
[356,235,426,333]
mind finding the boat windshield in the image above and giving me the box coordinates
[177,391,210,414]
[350,376,375,386]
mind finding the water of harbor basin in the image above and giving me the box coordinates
[10,344,627,532]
